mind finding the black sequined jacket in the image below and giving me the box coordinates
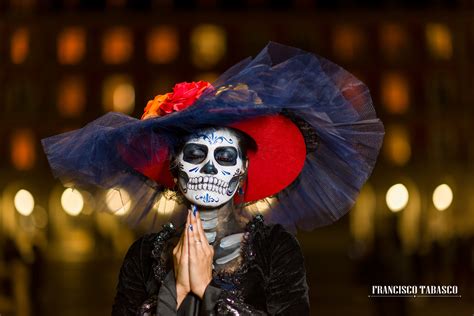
[111,216,310,315]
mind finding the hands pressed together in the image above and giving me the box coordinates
[173,208,215,308]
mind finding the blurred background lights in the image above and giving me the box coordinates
[195,72,219,83]
[386,183,409,212]
[102,75,135,114]
[106,188,131,216]
[256,197,277,213]
[154,195,177,216]
[425,23,452,60]
[383,124,411,166]
[10,129,36,170]
[57,76,86,117]
[9,0,36,10]
[147,26,179,64]
[57,27,86,64]
[332,25,364,61]
[61,188,84,216]
[191,24,226,69]
[113,83,135,113]
[379,23,407,61]
[432,184,453,211]
[102,27,133,64]
[14,189,35,216]
[11,27,29,64]
[32,206,49,229]
[381,72,410,114]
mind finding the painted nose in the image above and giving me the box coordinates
[200,160,218,175]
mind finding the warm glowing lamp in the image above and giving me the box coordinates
[61,188,84,216]
[386,183,409,212]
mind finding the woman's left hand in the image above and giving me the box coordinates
[187,209,214,299]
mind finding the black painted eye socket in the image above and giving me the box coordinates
[183,143,208,164]
[214,146,238,166]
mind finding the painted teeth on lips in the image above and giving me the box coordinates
[187,177,228,190]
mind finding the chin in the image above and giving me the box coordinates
[186,190,234,209]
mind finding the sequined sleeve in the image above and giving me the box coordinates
[215,290,268,315]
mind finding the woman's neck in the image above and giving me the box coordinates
[195,200,245,244]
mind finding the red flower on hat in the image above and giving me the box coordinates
[141,81,212,120]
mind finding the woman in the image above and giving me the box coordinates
[112,125,311,314]
[42,42,384,315]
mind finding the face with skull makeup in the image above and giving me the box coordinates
[175,127,247,208]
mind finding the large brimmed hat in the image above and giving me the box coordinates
[42,42,384,231]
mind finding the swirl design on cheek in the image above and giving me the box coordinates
[194,193,220,203]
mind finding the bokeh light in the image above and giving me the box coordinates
[381,72,410,114]
[11,27,29,64]
[154,195,177,216]
[10,129,36,171]
[426,23,452,60]
[14,189,35,216]
[383,124,411,166]
[194,72,219,83]
[57,27,86,64]
[252,197,276,214]
[432,184,453,211]
[379,23,408,60]
[332,25,364,61]
[191,24,226,69]
[350,184,376,244]
[102,27,133,64]
[9,0,36,10]
[32,206,49,229]
[147,26,179,64]
[61,188,84,216]
[113,83,135,113]
[102,75,135,114]
[386,183,409,212]
[105,188,131,216]
[57,76,86,117]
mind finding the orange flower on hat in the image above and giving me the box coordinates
[141,81,212,120]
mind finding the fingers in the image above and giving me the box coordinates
[173,225,185,255]
[190,207,199,241]
[190,205,206,244]
[183,210,190,255]
[187,210,198,259]
[193,209,214,260]
[195,211,208,245]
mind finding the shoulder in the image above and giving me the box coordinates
[249,215,300,247]
[124,223,177,260]
[262,224,302,253]
[119,226,177,294]
[123,233,158,260]
[122,223,177,274]
[249,216,305,266]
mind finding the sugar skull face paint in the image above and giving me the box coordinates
[176,127,246,208]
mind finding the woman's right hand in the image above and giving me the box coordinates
[173,211,191,308]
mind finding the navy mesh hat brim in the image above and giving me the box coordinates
[42,42,384,232]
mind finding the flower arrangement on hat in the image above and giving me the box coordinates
[142,81,212,119]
